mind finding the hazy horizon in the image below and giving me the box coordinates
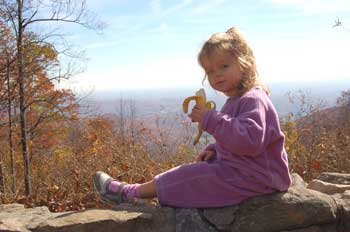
[79,79,350,119]
[81,78,350,99]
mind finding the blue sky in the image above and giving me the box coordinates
[57,0,350,92]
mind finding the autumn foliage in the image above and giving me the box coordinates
[0,2,349,213]
[0,87,349,212]
[281,90,350,181]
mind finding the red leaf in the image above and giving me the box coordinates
[311,161,321,170]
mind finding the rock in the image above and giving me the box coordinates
[176,208,217,232]
[0,219,24,232]
[231,187,337,232]
[174,187,340,232]
[30,199,175,232]
[318,173,350,185]
[1,178,349,232]
[291,173,307,188]
[0,203,59,232]
[111,199,175,232]
[331,190,350,232]
[30,209,152,232]
[280,224,337,232]
[202,206,238,231]
[307,179,350,195]
[0,203,25,212]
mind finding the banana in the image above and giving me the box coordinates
[182,88,205,113]
[182,88,216,145]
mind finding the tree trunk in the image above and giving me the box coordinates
[17,0,31,196]
[0,161,4,194]
[7,55,16,193]
[0,153,4,194]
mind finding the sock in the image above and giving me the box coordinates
[108,181,140,200]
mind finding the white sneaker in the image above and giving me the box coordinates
[93,171,113,195]
[93,171,127,205]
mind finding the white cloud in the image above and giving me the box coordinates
[65,51,204,91]
[192,0,227,14]
[150,0,162,15]
[59,0,350,92]
[85,40,121,49]
[254,30,350,83]
[86,0,124,11]
[268,0,350,13]
[63,29,350,92]
[150,0,193,18]
[150,22,170,34]
[165,0,193,15]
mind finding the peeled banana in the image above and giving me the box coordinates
[182,88,216,145]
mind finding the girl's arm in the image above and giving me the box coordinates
[202,96,267,156]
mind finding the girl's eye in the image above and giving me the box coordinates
[222,64,229,68]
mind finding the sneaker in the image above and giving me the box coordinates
[93,171,127,205]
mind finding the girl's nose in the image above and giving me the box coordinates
[213,69,223,78]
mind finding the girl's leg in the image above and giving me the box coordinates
[153,161,265,208]
[93,171,157,205]
[109,178,157,199]
[138,180,157,198]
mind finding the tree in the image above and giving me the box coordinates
[0,20,17,193]
[337,89,350,127]
[0,0,104,196]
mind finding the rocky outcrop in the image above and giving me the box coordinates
[307,179,350,195]
[0,201,174,232]
[1,172,349,232]
[291,173,307,188]
[318,173,350,185]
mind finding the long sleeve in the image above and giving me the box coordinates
[201,95,267,156]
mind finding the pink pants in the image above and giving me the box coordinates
[154,160,274,208]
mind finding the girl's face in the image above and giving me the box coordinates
[201,52,242,96]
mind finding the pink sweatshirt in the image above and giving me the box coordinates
[202,86,292,191]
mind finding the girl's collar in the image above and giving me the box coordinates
[227,95,239,100]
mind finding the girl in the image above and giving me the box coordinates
[93,27,292,208]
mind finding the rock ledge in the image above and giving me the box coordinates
[1,172,349,232]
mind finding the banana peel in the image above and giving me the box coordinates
[182,88,216,145]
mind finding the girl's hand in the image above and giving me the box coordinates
[189,104,208,124]
[196,150,215,162]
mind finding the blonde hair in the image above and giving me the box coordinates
[198,27,269,96]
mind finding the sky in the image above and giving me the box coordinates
[55,0,350,92]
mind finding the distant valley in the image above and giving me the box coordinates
[82,79,350,120]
